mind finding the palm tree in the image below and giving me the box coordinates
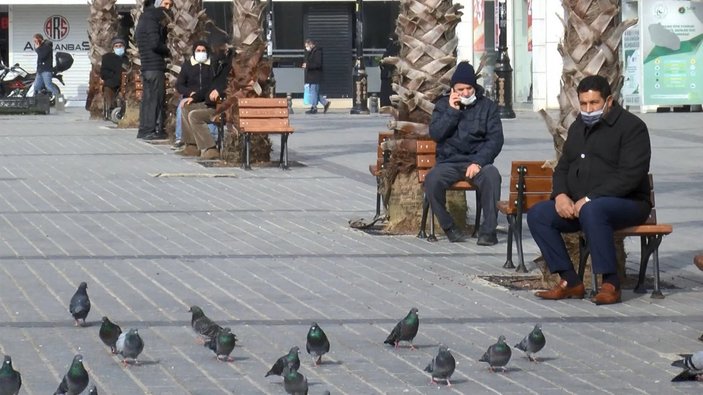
[118,0,145,128]
[86,0,119,119]
[538,0,637,284]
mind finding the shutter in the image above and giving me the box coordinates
[304,4,353,98]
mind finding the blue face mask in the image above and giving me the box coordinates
[580,100,609,127]
[114,47,125,57]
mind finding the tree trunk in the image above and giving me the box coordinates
[86,0,119,120]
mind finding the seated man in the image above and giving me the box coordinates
[179,35,233,160]
[425,61,504,245]
[100,37,128,120]
[528,75,652,305]
[174,40,213,148]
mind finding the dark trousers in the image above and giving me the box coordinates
[526,197,650,275]
[424,162,501,234]
[137,70,165,137]
[103,86,117,119]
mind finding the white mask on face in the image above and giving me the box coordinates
[194,52,208,63]
[460,94,476,106]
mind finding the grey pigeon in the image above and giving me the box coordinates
[479,335,512,372]
[116,328,144,365]
[99,316,122,354]
[283,362,308,395]
[424,344,456,386]
[384,307,419,350]
[515,323,546,362]
[188,305,223,341]
[69,282,91,326]
[266,346,300,377]
[88,385,98,394]
[698,333,703,343]
[306,322,330,366]
[54,354,89,395]
[0,355,21,395]
[203,327,237,362]
[671,351,703,382]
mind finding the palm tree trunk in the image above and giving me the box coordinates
[86,0,119,120]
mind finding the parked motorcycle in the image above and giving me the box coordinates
[0,52,73,106]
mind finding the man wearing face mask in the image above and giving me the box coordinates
[425,61,504,245]
[100,37,128,120]
[174,41,213,148]
[528,75,652,305]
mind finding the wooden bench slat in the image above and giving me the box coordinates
[509,175,553,192]
[510,161,553,177]
[238,108,289,118]
[239,119,293,133]
[615,224,673,236]
[416,140,435,154]
[238,98,288,107]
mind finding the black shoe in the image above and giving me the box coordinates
[323,102,331,114]
[305,108,318,114]
[444,227,467,243]
[143,131,168,141]
[477,233,498,246]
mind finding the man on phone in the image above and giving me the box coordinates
[425,62,504,245]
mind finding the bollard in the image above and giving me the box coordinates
[286,92,294,114]
[56,94,66,113]
[369,93,379,113]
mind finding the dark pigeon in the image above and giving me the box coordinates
[671,351,703,382]
[283,362,308,395]
[306,322,330,366]
[203,327,237,362]
[0,355,21,395]
[515,323,546,362]
[88,385,98,394]
[54,354,89,395]
[266,346,300,377]
[116,328,144,365]
[189,305,223,341]
[424,344,456,386]
[384,307,419,350]
[99,316,122,354]
[699,333,703,343]
[479,335,512,372]
[69,282,91,326]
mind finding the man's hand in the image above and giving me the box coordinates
[209,89,220,102]
[555,193,576,219]
[301,63,306,69]
[448,89,461,110]
[465,163,481,179]
[179,97,193,108]
[573,197,589,218]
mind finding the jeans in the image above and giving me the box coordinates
[33,71,59,97]
[138,70,165,137]
[307,83,328,108]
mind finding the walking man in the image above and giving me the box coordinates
[302,39,331,114]
[32,34,59,99]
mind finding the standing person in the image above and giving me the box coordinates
[100,37,128,120]
[135,0,172,140]
[425,61,504,245]
[528,75,652,305]
[302,39,331,114]
[379,34,400,107]
[174,41,213,148]
[32,34,59,99]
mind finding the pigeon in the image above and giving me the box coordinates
[671,351,703,382]
[384,307,419,350]
[54,354,89,395]
[0,355,21,395]
[698,333,703,343]
[116,328,144,365]
[266,346,301,377]
[189,305,223,341]
[479,335,512,372]
[515,323,546,362]
[99,316,122,354]
[306,322,330,366]
[88,385,98,394]
[203,327,237,362]
[283,362,308,395]
[69,282,91,326]
[424,344,456,386]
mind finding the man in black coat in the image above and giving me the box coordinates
[135,0,172,140]
[303,39,331,114]
[426,62,504,245]
[31,33,59,99]
[529,75,652,305]
[379,35,400,107]
[100,37,128,120]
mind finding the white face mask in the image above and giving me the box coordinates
[194,52,208,63]
[460,94,476,106]
[305,45,311,51]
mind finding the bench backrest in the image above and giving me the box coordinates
[236,98,293,133]
[416,139,436,183]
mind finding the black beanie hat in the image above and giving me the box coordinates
[192,40,210,55]
[450,62,477,87]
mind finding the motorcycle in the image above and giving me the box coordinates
[0,52,73,106]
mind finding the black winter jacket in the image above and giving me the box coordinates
[429,87,504,166]
[135,6,169,72]
[100,53,127,89]
[35,40,53,72]
[552,103,652,205]
[304,46,323,84]
[176,57,214,102]
[203,50,233,107]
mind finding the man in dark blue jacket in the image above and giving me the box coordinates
[32,34,59,99]
[426,62,504,245]
[135,0,172,140]
[529,75,652,305]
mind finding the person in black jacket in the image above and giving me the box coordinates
[174,40,213,147]
[100,37,128,120]
[425,62,504,245]
[529,75,652,306]
[303,39,331,114]
[379,34,400,107]
[31,33,59,99]
[135,0,172,140]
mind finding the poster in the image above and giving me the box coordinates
[473,0,485,52]
[623,25,641,107]
[641,1,703,105]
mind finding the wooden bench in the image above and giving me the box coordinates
[498,160,673,298]
[416,139,481,241]
[368,131,394,220]
[236,97,294,170]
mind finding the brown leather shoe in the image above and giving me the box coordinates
[591,282,622,305]
[201,148,220,160]
[535,280,585,300]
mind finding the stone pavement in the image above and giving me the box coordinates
[0,106,701,395]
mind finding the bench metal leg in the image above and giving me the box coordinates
[472,192,482,238]
[651,247,664,299]
[514,218,527,273]
[634,235,665,298]
[280,134,290,170]
[503,214,515,269]
[217,113,225,153]
[242,133,252,170]
[577,236,598,298]
[373,176,382,220]
[417,194,429,239]
[428,205,438,242]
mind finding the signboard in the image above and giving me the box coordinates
[641,1,703,105]
[622,25,641,107]
[473,0,484,52]
[527,0,532,52]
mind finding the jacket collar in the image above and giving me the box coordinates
[601,101,623,126]
[190,56,211,66]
